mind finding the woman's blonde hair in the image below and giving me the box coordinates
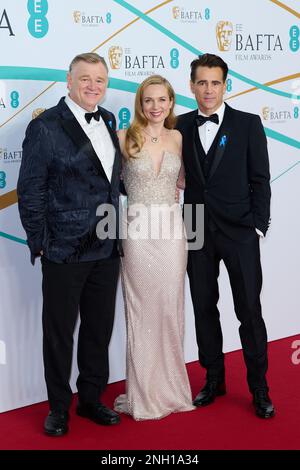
[125,75,176,157]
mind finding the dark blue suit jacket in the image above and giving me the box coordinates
[17,98,122,264]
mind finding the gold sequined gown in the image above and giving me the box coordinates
[114,149,195,420]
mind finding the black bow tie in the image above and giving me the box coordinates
[85,109,101,124]
[196,113,219,126]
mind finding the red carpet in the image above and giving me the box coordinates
[0,335,299,450]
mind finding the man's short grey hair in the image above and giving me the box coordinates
[69,52,108,73]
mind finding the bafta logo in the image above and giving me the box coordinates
[108,46,123,70]
[32,108,46,120]
[172,6,180,19]
[262,107,270,120]
[73,11,81,23]
[216,21,233,51]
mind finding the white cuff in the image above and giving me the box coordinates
[255,228,264,238]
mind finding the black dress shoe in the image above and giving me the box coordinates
[44,410,69,436]
[253,389,275,418]
[193,380,226,407]
[76,402,120,425]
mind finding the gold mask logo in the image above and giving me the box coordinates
[108,46,123,69]
[32,108,46,120]
[73,11,81,23]
[262,107,270,120]
[216,21,233,51]
[172,6,180,19]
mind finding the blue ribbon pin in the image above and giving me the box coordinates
[108,120,113,128]
[219,135,227,147]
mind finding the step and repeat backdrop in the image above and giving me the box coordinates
[0,0,299,412]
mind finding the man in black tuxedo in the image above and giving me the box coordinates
[177,53,275,418]
[17,53,122,435]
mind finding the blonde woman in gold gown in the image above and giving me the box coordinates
[114,75,194,420]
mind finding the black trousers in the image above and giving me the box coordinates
[187,227,268,393]
[41,256,120,411]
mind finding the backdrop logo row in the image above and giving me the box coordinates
[3,3,298,58]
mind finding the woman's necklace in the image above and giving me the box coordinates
[143,128,163,143]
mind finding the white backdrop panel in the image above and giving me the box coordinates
[0,0,299,412]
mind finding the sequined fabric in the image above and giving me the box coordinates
[114,150,195,420]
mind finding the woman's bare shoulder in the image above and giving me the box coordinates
[169,128,182,142]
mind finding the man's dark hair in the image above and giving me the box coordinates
[190,53,228,82]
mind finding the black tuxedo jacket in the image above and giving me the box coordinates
[176,103,271,242]
[17,98,122,264]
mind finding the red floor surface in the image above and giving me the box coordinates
[0,335,299,450]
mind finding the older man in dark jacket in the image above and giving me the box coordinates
[17,52,122,436]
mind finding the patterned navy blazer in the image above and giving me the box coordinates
[17,98,123,264]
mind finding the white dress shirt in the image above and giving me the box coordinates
[197,102,263,237]
[65,95,115,182]
[198,102,225,154]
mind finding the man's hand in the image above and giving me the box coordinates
[175,184,184,204]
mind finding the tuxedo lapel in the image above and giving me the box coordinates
[59,100,109,182]
[98,107,120,189]
[99,108,119,148]
[183,111,205,185]
[192,124,206,184]
[208,104,232,181]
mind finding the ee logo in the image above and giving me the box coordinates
[289,25,299,52]
[119,108,131,129]
[11,91,19,108]
[27,0,49,38]
[170,49,179,69]
[0,171,7,189]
